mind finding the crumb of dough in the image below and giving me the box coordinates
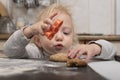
[49,53,68,62]
[66,59,87,67]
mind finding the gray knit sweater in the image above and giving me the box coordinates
[3,29,117,60]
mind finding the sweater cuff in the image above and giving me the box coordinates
[88,39,116,59]
[20,27,31,41]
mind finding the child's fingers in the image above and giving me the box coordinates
[38,13,58,36]
[42,13,57,30]
[85,53,91,63]
[49,13,58,19]
[39,27,44,35]
[41,22,51,31]
[75,50,85,59]
[44,18,53,25]
[68,48,80,59]
[68,49,75,58]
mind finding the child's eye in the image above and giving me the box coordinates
[62,28,71,35]
[63,32,69,35]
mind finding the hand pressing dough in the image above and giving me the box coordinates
[49,53,87,67]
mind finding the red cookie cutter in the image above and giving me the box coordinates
[45,19,63,40]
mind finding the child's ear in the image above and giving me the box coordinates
[33,35,42,48]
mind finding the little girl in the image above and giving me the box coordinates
[3,3,117,62]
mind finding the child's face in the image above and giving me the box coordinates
[38,13,74,54]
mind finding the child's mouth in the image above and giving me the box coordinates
[54,44,63,50]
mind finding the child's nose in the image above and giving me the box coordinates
[55,32,63,41]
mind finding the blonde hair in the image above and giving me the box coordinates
[34,3,78,44]
[37,3,71,21]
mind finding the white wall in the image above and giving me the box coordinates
[59,0,115,35]
[116,0,120,35]
[0,0,116,35]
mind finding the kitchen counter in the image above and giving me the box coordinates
[78,35,120,41]
[0,58,106,80]
[0,57,120,80]
[0,34,120,41]
[77,35,120,44]
[0,34,11,40]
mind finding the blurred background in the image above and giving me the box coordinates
[0,0,120,35]
[0,0,120,57]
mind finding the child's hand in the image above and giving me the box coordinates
[23,13,57,38]
[68,44,101,63]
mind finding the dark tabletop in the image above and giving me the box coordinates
[0,58,106,80]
